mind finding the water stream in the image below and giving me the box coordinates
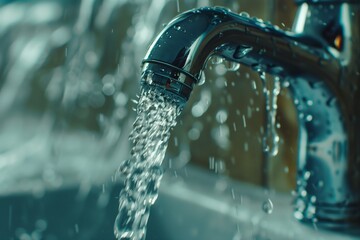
[114,86,182,240]
[260,72,280,157]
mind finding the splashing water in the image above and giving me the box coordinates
[114,86,182,240]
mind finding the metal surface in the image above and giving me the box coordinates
[140,2,360,229]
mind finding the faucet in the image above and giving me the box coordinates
[139,0,360,229]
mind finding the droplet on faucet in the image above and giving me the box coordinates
[239,11,250,18]
[233,45,253,59]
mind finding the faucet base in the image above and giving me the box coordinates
[294,198,360,229]
[289,76,360,229]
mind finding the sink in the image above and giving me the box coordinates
[1,165,359,240]
[147,166,360,240]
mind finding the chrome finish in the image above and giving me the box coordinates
[141,2,360,229]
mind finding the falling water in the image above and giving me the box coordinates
[114,86,182,240]
[259,72,280,157]
[262,198,274,214]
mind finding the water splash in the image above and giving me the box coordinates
[114,86,182,240]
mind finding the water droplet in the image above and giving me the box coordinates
[233,45,253,59]
[223,60,240,71]
[269,65,284,75]
[214,159,227,174]
[145,72,154,84]
[209,156,215,170]
[273,84,281,96]
[211,16,222,25]
[305,114,313,122]
[239,11,250,18]
[197,71,206,85]
[305,204,317,218]
[273,25,281,32]
[215,64,227,75]
[191,89,211,117]
[216,109,228,123]
[252,63,267,72]
[176,0,180,12]
[188,128,201,140]
[242,115,247,127]
[306,100,313,106]
[174,25,181,30]
[282,81,290,88]
[102,83,115,96]
[262,198,274,214]
[35,219,47,232]
[301,190,307,197]
[244,142,249,152]
[251,80,257,90]
[211,55,224,64]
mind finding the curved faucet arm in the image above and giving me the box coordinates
[141,7,340,102]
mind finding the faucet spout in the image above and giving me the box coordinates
[141,6,336,102]
[141,3,360,229]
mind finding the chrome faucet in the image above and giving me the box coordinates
[140,0,360,228]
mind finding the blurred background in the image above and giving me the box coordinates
[0,0,300,238]
[0,0,298,195]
